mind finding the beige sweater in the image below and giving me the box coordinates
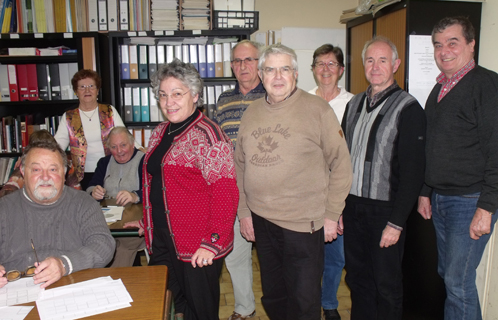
[235,89,352,233]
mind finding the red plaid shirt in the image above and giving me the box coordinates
[437,59,475,102]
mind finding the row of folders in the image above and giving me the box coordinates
[120,40,237,80]
[122,83,234,122]
[0,63,78,102]
[0,0,153,33]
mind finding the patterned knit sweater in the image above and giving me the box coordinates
[141,112,238,261]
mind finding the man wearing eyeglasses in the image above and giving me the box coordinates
[341,37,426,320]
[214,39,265,320]
[234,43,352,319]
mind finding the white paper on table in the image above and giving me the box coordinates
[408,35,441,108]
[36,276,133,320]
[0,306,34,320]
[101,206,124,223]
[0,277,43,307]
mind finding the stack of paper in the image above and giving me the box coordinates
[182,0,210,30]
[36,276,132,320]
[102,206,124,223]
[0,277,43,307]
[151,0,179,30]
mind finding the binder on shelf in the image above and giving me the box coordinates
[138,45,148,80]
[107,0,118,31]
[16,64,29,101]
[129,44,139,79]
[119,0,129,30]
[120,44,130,79]
[67,63,78,99]
[97,0,108,31]
[198,44,207,78]
[174,45,182,62]
[189,44,199,72]
[133,128,143,146]
[206,85,216,119]
[143,128,151,148]
[123,87,133,122]
[214,44,223,77]
[166,45,174,64]
[48,63,61,100]
[7,65,19,101]
[87,0,98,31]
[59,63,71,100]
[222,43,232,77]
[0,65,11,102]
[181,45,189,63]
[132,87,141,122]
[148,45,157,76]
[206,44,215,78]
[149,87,160,122]
[157,45,165,65]
[26,64,39,101]
[140,87,149,122]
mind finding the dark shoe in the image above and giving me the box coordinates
[323,309,341,320]
[227,310,256,320]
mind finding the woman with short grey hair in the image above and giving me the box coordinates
[128,59,238,320]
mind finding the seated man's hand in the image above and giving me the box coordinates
[116,190,138,206]
[33,257,65,289]
[92,185,106,200]
[0,265,7,288]
[124,220,144,236]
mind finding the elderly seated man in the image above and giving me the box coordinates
[87,126,145,267]
[0,139,115,289]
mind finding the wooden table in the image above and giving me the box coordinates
[23,265,168,320]
[101,199,143,237]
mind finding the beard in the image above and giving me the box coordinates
[33,179,59,201]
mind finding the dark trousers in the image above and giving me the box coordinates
[149,227,223,320]
[252,212,324,320]
[343,198,406,320]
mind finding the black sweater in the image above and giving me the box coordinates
[421,66,498,213]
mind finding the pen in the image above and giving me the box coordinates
[31,239,39,265]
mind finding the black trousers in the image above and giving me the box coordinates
[343,198,406,320]
[252,212,324,320]
[149,227,223,320]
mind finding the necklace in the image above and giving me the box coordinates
[168,118,193,135]
[80,107,98,121]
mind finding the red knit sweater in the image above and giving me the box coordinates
[141,112,238,261]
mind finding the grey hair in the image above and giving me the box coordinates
[106,126,135,149]
[361,36,399,65]
[258,43,299,72]
[150,59,204,107]
[21,139,68,174]
[231,40,262,61]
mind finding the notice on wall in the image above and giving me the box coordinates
[408,35,440,108]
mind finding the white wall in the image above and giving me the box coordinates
[479,0,498,72]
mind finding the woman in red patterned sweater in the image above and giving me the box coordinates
[124,59,238,320]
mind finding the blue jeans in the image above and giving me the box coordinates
[431,192,498,320]
[322,234,345,310]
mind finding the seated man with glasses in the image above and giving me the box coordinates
[0,138,115,289]
[234,43,352,320]
[214,39,265,320]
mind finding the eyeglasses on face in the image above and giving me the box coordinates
[157,89,191,102]
[231,57,259,66]
[313,61,341,70]
[78,84,97,91]
[261,66,295,76]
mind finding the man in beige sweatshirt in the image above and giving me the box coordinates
[234,43,352,320]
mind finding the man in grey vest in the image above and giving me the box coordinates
[341,36,426,320]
